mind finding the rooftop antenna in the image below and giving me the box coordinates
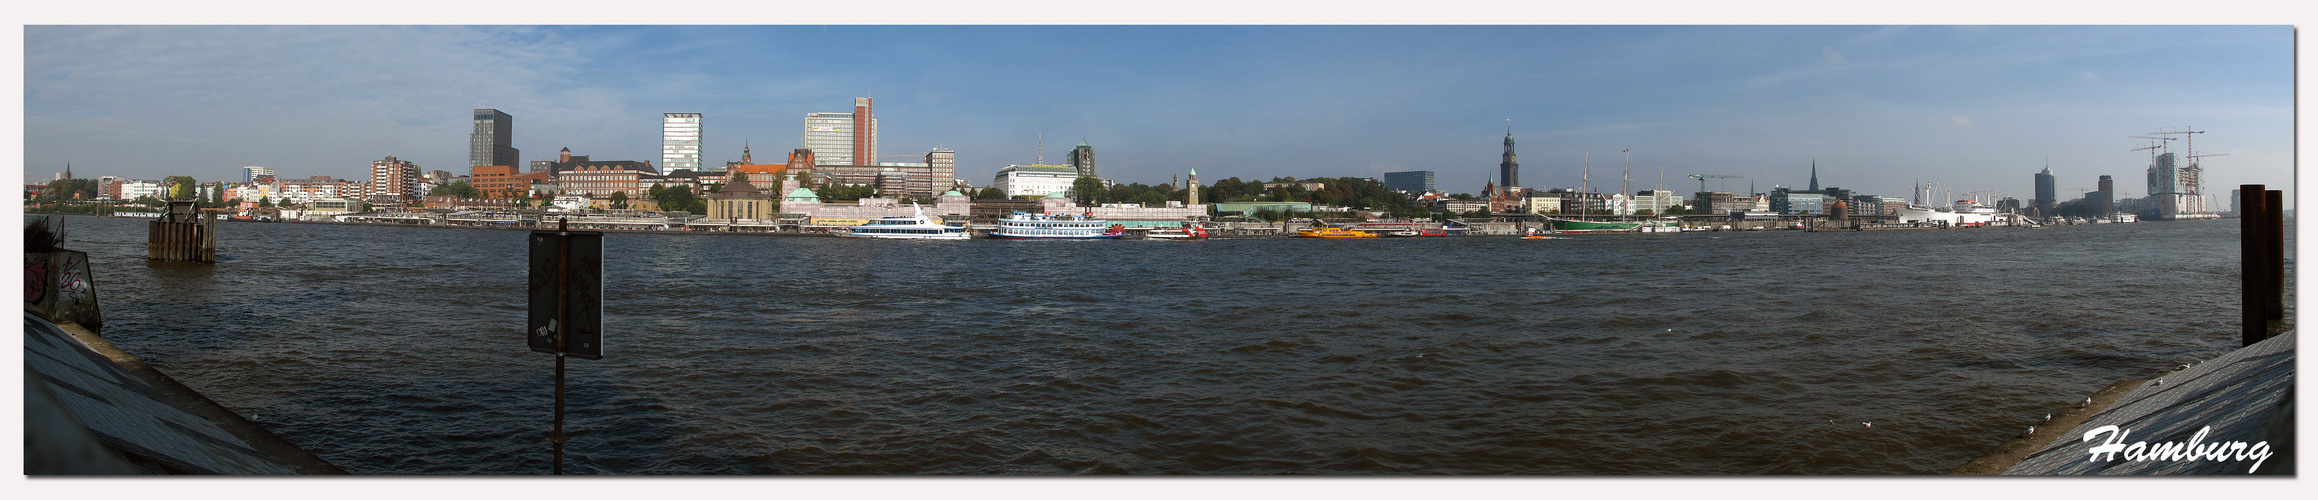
[1037,133,1044,164]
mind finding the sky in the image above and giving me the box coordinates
[19,24,2297,207]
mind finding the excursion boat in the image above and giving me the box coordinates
[837,204,970,240]
[1546,217,1677,234]
[1384,230,1422,237]
[1294,227,1377,239]
[1146,223,1210,240]
[989,212,1126,239]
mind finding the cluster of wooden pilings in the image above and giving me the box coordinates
[2239,184,2285,347]
[147,201,217,263]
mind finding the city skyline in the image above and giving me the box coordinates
[22,25,2295,206]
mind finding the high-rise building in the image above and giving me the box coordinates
[803,105,877,167]
[803,112,855,165]
[662,113,702,174]
[242,166,275,183]
[1384,171,1436,194]
[1499,130,1519,189]
[853,98,876,168]
[2033,167,2056,214]
[2093,174,2116,216]
[368,155,422,205]
[470,109,519,168]
[1066,140,1095,178]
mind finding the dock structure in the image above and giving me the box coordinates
[145,201,217,263]
[2000,330,2294,475]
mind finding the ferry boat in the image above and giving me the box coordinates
[989,212,1126,239]
[837,204,970,240]
[1294,227,1377,239]
[1546,217,1677,234]
[1145,223,1209,240]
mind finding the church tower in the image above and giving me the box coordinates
[1809,160,1819,191]
[1499,124,1519,189]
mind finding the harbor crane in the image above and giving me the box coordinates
[1687,174,1742,193]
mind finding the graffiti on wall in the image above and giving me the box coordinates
[25,258,50,304]
[58,253,89,302]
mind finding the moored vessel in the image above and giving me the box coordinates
[1294,227,1377,239]
[836,204,970,240]
[1145,223,1210,240]
[990,212,1125,239]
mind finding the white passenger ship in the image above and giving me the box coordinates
[837,205,970,240]
[989,212,1125,239]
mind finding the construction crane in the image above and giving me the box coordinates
[1686,174,1742,193]
[2149,127,2205,159]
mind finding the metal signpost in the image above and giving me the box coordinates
[529,219,603,475]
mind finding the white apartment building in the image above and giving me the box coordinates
[119,180,165,201]
[992,164,1079,198]
[662,113,702,174]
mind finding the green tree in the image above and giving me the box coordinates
[45,178,98,201]
[609,191,629,209]
[428,179,482,198]
[974,187,1007,199]
[162,176,198,200]
[730,171,750,185]
[1071,176,1107,204]
[657,186,704,214]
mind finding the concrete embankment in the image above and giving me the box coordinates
[1948,330,2295,475]
[25,314,348,474]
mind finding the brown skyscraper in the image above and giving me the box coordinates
[853,97,874,168]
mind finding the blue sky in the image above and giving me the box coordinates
[21,25,2295,206]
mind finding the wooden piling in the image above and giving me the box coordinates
[146,201,217,263]
[2240,184,2276,347]
[2263,189,2284,325]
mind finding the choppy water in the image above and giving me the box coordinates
[42,215,2291,474]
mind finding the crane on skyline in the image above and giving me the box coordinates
[1686,174,1742,193]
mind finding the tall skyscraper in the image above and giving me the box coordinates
[662,113,703,174]
[2033,166,2056,213]
[1499,129,1519,189]
[2094,174,2115,215]
[803,100,877,166]
[470,109,519,168]
[1384,171,1436,194]
[1067,139,1095,178]
[853,97,876,168]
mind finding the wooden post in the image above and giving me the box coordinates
[2239,184,2269,347]
[2264,189,2285,326]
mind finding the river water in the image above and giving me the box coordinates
[41,215,2290,474]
